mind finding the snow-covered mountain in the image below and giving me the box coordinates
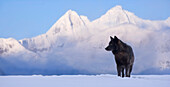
[19,10,90,53]
[0,5,170,75]
[0,38,37,57]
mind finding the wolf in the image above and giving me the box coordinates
[105,36,134,77]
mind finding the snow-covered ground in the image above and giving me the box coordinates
[0,75,169,87]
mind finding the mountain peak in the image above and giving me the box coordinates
[110,5,123,10]
[92,5,131,26]
[105,5,123,14]
[46,9,88,36]
[106,5,124,15]
[65,9,78,16]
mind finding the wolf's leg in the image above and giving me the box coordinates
[129,65,133,77]
[117,65,121,77]
[125,65,130,77]
[121,67,124,78]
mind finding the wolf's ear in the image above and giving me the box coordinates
[110,36,114,40]
[114,36,119,42]
[114,36,118,40]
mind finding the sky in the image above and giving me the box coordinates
[0,0,170,40]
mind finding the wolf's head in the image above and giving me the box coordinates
[105,36,119,52]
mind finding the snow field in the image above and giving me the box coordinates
[0,75,169,87]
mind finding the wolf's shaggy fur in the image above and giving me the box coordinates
[105,36,134,77]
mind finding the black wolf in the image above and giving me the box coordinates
[105,36,134,77]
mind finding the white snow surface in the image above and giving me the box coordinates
[0,5,170,75]
[0,75,170,87]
